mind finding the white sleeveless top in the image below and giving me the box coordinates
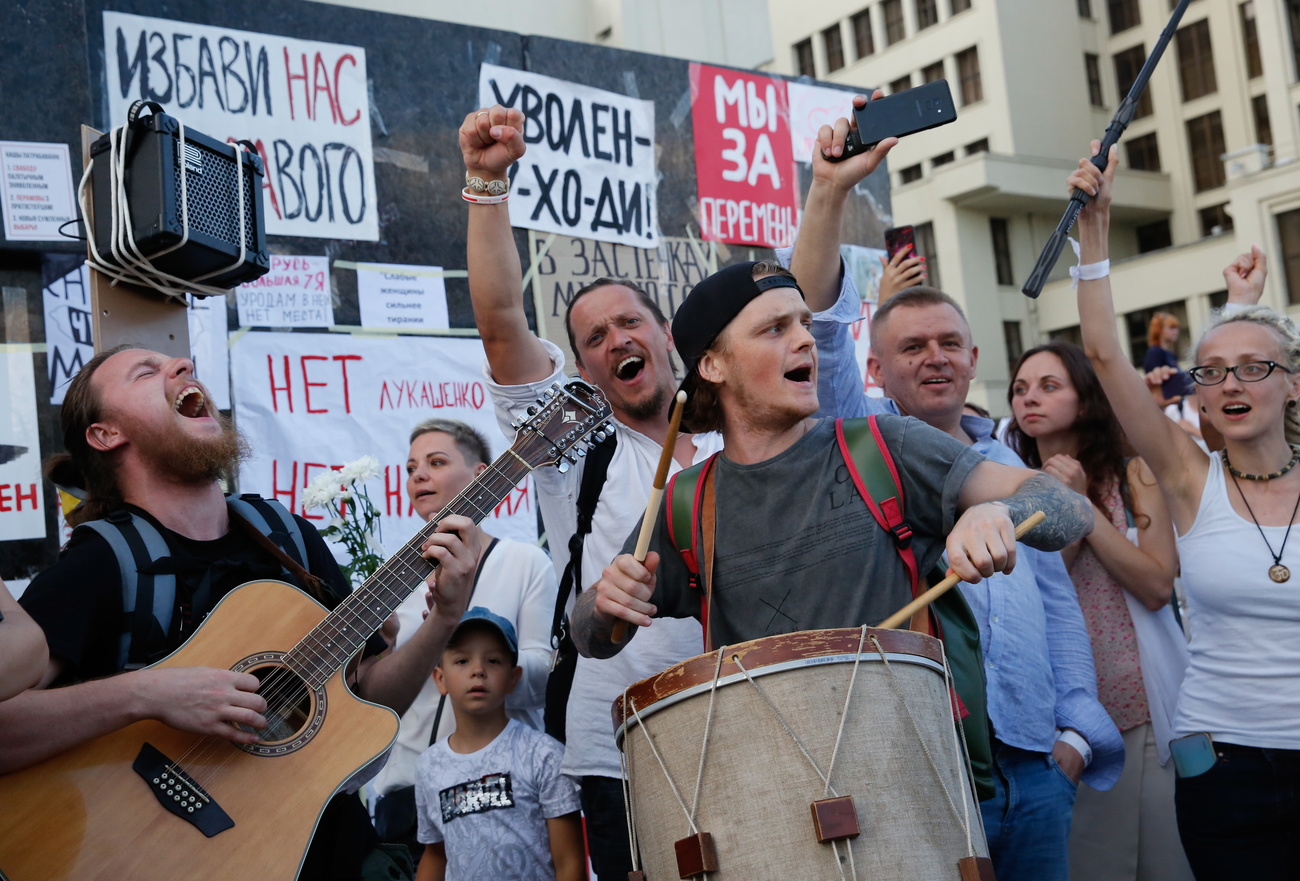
[1175,458,1300,749]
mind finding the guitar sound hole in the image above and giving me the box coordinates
[247,664,313,745]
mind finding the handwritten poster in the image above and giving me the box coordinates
[41,259,93,405]
[786,82,856,165]
[689,63,800,249]
[0,142,77,241]
[355,263,449,330]
[103,11,377,241]
[0,352,46,540]
[230,332,538,553]
[479,63,658,248]
[236,254,333,327]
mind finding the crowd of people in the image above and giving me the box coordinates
[0,97,1294,881]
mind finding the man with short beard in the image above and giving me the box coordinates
[2,345,481,880]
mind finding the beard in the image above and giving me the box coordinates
[619,380,672,423]
[128,411,250,484]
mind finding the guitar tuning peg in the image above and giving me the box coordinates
[575,447,587,458]
[556,458,571,474]
[526,405,538,415]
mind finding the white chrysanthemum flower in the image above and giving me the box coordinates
[366,532,386,556]
[339,455,381,484]
[302,479,341,511]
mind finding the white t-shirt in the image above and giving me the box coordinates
[1175,460,1300,749]
[415,719,581,881]
[369,537,557,797]
[485,339,723,779]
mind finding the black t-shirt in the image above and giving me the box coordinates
[19,503,385,880]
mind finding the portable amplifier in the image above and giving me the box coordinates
[90,110,270,290]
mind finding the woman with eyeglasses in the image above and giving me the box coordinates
[1069,140,1298,881]
[1005,338,1188,881]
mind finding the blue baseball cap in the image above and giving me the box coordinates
[451,606,519,660]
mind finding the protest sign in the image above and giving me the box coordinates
[527,232,716,371]
[0,142,77,241]
[689,63,800,249]
[785,82,856,165]
[355,263,449,330]
[103,11,377,241]
[41,258,93,405]
[230,332,538,555]
[0,352,46,540]
[188,293,231,410]
[479,63,658,248]
[236,254,333,327]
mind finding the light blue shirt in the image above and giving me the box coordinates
[791,254,1123,788]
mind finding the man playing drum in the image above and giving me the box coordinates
[572,260,1094,656]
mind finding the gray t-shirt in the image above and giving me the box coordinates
[640,415,985,646]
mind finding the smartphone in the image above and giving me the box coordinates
[884,225,915,259]
[1169,732,1218,778]
[824,80,958,162]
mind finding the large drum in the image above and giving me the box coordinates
[614,627,990,880]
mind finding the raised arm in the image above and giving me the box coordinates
[1071,142,1207,520]
[461,106,554,385]
[790,91,897,312]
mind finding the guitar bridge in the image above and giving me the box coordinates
[132,742,234,837]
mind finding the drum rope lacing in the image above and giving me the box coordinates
[621,647,728,878]
[869,634,980,860]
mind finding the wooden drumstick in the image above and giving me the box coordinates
[611,390,688,644]
[877,510,1047,630]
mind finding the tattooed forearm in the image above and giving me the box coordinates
[571,589,628,660]
[998,472,1094,550]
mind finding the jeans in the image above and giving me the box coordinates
[580,775,633,881]
[1175,741,1300,881]
[980,741,1077,881]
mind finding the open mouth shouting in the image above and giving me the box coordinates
[614,355,646,382]
[174,385,210,418]
[1222,402,1252,420]
[784,365,813,384]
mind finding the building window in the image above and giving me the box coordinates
[1126,132,1161,171]
[1199,204,1234,237]
[1176,20,1217,101]
[1289,0,1300,81]
[884,0,907,44]
[1085,53,1104,106]
[1108,0,1140,35]
[965,138,990,154]
[823,23,846,72]
[914,222,940,288]
[794,38,816,77]
[991,218,1013,286]
[1114,45,1154,118]
[932,151,956,167]
[900,163,924,183]
[852,9,875,59]
[1004,321,1024,374]
[1253,93,1273,146]
[1136,219,1173,253]
[1242,2,1262,79]
[923,60,946,83]
[951,0,972,13]
[917,0,940,30]
[957,46,983,104]
[1078,0,1093,17]
[891,74,914,94]
[1278,207,1300,305]
[1187,111,1227,191]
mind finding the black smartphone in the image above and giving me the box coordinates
[884,225,915,259]
[823,80,958,162]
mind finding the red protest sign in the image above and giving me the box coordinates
[689,63,800,249]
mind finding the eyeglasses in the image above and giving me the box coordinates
[1187,360,1293,386]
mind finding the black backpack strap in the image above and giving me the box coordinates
[228,494,308,568]
[551,432,617,646]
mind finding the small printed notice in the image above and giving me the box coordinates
[356,263,449,330]
[0,141,76,241]
[236,255,333,328]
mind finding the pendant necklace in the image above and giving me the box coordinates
[1226,465,1300,583]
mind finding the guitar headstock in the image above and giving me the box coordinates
[509,380,614,473]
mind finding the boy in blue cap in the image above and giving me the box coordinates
[414,607,584,881]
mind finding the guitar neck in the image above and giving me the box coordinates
[285,455,532,688]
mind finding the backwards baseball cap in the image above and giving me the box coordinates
[672,261,803,413]
[449,606,519,662]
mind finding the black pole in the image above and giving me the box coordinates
[1021,0,1193,298]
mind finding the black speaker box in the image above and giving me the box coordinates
[90,111,270,290]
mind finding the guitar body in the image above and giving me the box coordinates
[0,580,399,881]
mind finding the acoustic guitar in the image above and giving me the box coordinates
[0,380,612,881]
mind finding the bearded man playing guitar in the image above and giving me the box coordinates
[0,346,481,880]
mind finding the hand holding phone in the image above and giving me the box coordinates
[884,225,915,259]
[823,80,958,163]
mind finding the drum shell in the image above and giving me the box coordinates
[616,628,988,881]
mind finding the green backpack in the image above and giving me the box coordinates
[663,415,994,799]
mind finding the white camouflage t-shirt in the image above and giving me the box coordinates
[414,719,581,881]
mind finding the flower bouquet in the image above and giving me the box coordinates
[302,456,386,587]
